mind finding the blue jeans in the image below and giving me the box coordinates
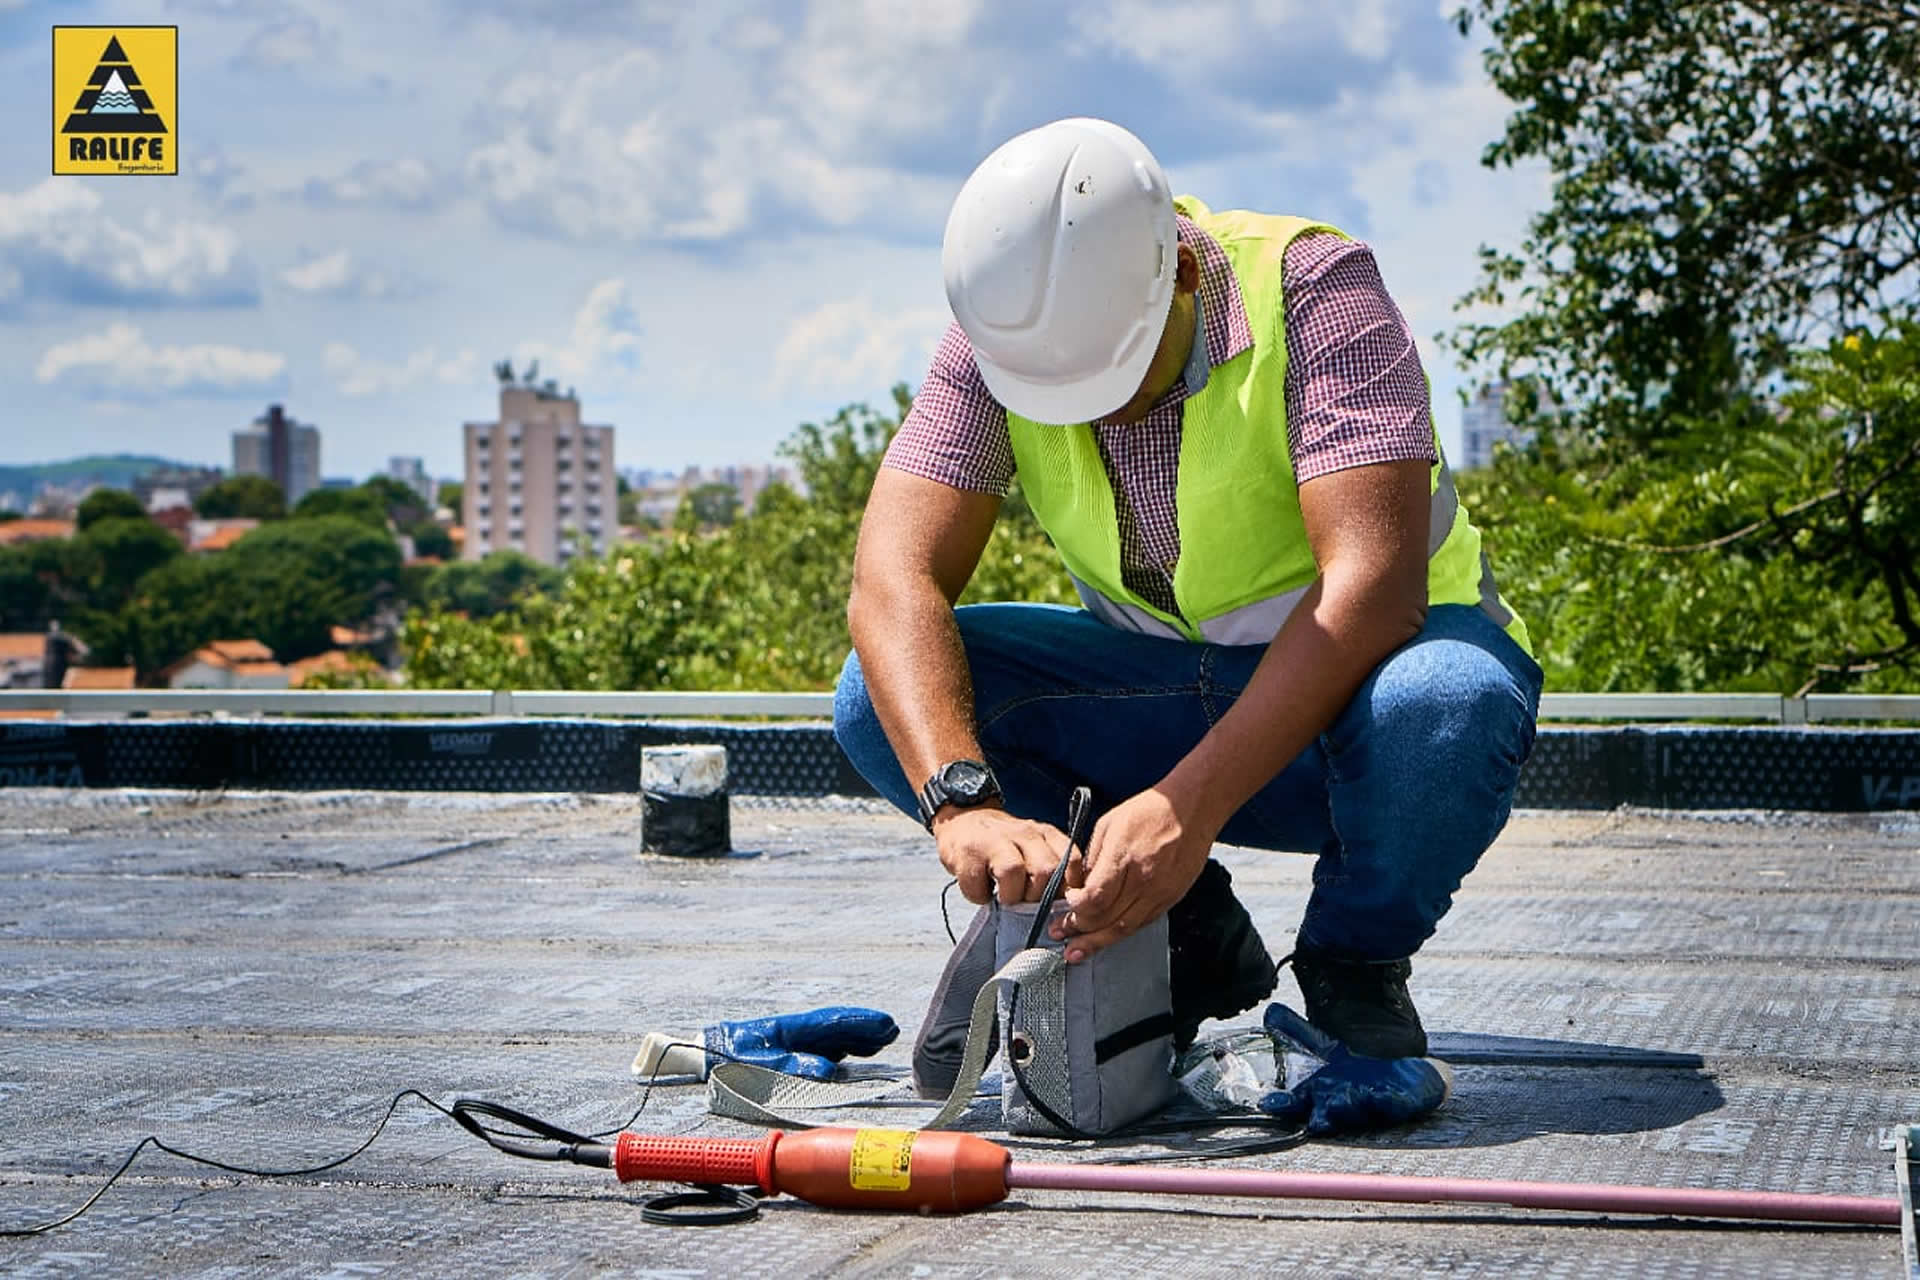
[833,602,1542,962]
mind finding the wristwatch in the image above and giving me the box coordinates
[916,759,1002,831]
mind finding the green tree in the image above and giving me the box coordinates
[0,519,179,660]
[5,538,95,627]
[195,474,286,520]
[360,474,428,526]
[437,481,463,512]
[617,485,652,528]
[408,520,454,560]
[0,546,51,630]
[75,488,147,532]
[293,485,389,529]
[119,516,401,674]
[1462,322,1920,692]
[419,550,560,618]
[685,482,741,528]
[778,382,913,514]
[752,482,804,518]
[79,517,181,608]
[1451,0,1920,446]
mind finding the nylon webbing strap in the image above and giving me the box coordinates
[707,948,1063,1130]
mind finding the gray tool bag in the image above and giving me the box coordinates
[704,787,1177,1136]
[913,788,1179,1136]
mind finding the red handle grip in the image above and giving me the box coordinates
[613,1131,780,1192]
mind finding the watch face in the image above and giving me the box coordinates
[944,760,991,801]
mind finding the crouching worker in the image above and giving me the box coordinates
[833,118,1542,1059]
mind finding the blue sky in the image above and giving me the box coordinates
[0,0,1547,484]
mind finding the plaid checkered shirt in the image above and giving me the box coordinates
[884,215,1437,617]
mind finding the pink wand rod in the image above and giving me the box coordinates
[1009,1162,1902,1226]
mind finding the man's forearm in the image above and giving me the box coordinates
[1161,578,1426,836]
[847,575,989,796]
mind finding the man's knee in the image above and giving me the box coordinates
[1369,639,1535,769]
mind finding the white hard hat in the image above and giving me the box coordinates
[941,118,1177,425]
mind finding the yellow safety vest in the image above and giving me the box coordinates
[1004,197,1530,652]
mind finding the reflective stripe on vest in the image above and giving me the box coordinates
[1004,199,1532,655]
[1070,461,1465,645]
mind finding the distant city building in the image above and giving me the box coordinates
[144,486,192,513]
[232,404,321,504]
[621,461,798,528]
[0,626,87,689]
[702,462,795,511]
[150,505,195,541]
[26,486,87,518]
[1459,382,1538,470]
[158,639,288,690]
[0,633,47,689]
[386,456,435,504]
[462,385,614,566]
[63,665,136,690]
[0,519,76,546]
[133,465,222,511]
[187,518,260,553]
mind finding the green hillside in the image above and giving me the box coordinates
[0,454,209,506]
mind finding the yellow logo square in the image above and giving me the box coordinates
[53,26,178,176]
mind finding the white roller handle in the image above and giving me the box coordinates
[631,1031,709,1080]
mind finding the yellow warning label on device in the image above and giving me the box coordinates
[848,1128,915,1191]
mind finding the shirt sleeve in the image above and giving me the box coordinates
[883,322,1016,497]
[1281,234,1438,484]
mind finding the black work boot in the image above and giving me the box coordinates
[1291,949,1428,1058]
[1166,860,1279,1052]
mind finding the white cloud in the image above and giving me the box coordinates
[280,248,410,299]
[0,179,258,307]
[36,323,287,397]
[508,278,646,385]
[767,0,984,157]
[1072,0,1432,82]
[323,343,477,396]
[463,28,959,244]
[282,250,354,294]
[190,147,255,211]
[301,158,445,210]
[240,12,332,67]
[773,296,948,394]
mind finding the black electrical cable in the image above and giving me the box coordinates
[940,877,963,944]
[638,1184,762,1226]
[0,1088,455,1238]
[0,1045,771,1237]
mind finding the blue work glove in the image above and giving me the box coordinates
[1254,1003,1451,1136]
[704,1005,900,1082]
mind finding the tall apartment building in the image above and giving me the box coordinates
[232,404,321,504]
[386,456,435,504]
[1459,382,1537,470]
[461,386,614,565]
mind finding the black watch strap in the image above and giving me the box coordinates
[917,759,1001,831]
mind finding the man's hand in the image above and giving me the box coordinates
[936,806,1070,905]
[1051,787,1216,963]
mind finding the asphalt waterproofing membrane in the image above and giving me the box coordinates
[0,789,1916,1278]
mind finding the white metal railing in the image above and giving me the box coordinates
[0,689,1917,722]
[0,689,836,717]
